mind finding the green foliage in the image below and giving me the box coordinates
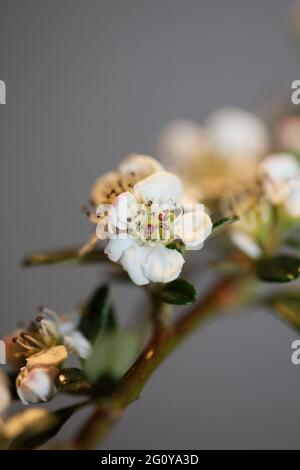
[212,215,240,230]
[84,331,140,383]
[258,255,300,282]
[79,284,117,344]
[159,279,197,305]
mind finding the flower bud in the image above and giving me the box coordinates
[16,365,58,405]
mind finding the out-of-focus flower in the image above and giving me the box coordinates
[104,170,212,285]
[205,107,269,162]
[158,108,270,200]
[16,365,58,405]
[275,115,300,153]
[259,153,300,217]
[224,152,300,259]
[11,308,91,368]
[0,371,11,426]
[222,187,273,259]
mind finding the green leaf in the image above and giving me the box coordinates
[212,215,240,230]
[79,284,117,344]
[258,256,300,282]
[8,405,77,450]
[285,238,300,250]
[159,279,197,305]
[56,368,92,395]
[268,293,300,330]
[166,240,185,255]
[84,331,139,383]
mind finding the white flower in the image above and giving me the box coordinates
[12,308,92,364]
[158,120,211,165]
[0,371,11,424]
[205,107,269,161]
[222,186,273,260]
[16,365,58,405]
[259,153,300,217]
[104,171,212,285]
[158,109,269,200]
[90,154,163,207]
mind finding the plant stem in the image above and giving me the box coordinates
[22,247,107,267]
[72,274,250,449]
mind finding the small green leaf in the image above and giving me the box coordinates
[8,405,77,450]
[56,368,92,395]
[159,279,197,305]
[166,240,186,255]
[268,293,300,330]
[84,331,139,383]
[79,284,117,344]
[212,215,240,230]
[258,256,300,282]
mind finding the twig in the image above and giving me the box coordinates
[22,247,107,267]
[72,275,249,449]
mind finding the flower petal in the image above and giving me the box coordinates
[26,345,68,369]
[119,154,163,177]
[259,153,299,184]
[175,208,212,249]
[108,191,137,231]
[64,331,92,359]
[134,171,183,204]
[230,231,261,259]
[205,107,269,160]
[105,236,136,263]
[285,181,300,217]
[120,244,152,285]
[59,312,80,335]
[90,170,120,206]
[142,245,185,283]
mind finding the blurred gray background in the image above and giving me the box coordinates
[0,0,300,450]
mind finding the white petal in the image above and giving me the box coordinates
[120,244,152,285]
[205,107,269,160]
[142,245,185,283]
[16,367,57,405]
[259,153,299,184]
[108,191,137,231]
[285,181,300,217]
[158,120,210,163]
[231,231,261,259]
[90,170,120,206]
[64,331,92,359]
[119,154,163,177]
[105,236,136,263]
[134,171,183,204]
[175,208,212,249]
[59,312,80,335]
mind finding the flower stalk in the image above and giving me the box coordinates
[72,274,251,449]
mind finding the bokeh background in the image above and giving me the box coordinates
[0,0,300,449]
